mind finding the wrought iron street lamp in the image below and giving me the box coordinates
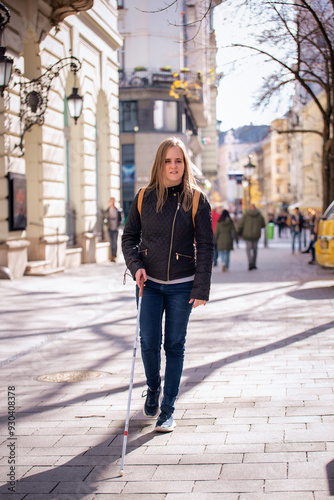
[0,2,13,96]
[67,87,83,124]
[14,55,83,154]
[243,154,256,207]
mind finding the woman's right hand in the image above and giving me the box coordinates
[135,268,147,288]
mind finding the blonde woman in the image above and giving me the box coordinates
[122,137,214,432]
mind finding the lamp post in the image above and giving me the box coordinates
[67,87,83,124]
[0,2,13,96]
[14,56,83,154]
[243,154,256,207]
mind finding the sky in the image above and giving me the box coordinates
[213,4,291,132]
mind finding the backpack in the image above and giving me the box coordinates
[137,187,201,229]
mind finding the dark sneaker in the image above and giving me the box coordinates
[143,387,160,418]
[155,411,175,432]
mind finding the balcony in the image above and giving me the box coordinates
[119,68,202,97]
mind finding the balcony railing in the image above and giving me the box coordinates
[119,68,203,101]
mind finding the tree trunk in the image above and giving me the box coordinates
[329,136,334,209]
[322,120,333,212]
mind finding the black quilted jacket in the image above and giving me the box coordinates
[122,184,214,301]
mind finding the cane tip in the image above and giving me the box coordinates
[119,469,124,477]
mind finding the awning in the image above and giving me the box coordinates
[289,197,323,210]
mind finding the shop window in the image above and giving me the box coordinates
[7,173,27,231]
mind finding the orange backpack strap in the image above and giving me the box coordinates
[192,189,200,228]
[137,187,146,221]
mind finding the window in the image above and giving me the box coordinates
[187,5,196,24]
[120,101,138,132]
[118,38,125,70]
[121,144,135,219]
[117,0,124,8]
[153,100,177,131]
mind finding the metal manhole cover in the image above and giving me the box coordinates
[37,370,110,383]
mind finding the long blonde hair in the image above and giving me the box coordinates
[147,136,199,212]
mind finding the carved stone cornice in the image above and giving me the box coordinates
[49,0,94,26]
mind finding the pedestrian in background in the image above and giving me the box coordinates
[122,136,214,433]
[276,210,287,238]
[215,209,238,272]
[291,207,304,254]
[302,209,321,264]
[105,197,123,262]
[211,205,221,266]
[238,203,265,270]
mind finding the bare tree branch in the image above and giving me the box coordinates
[276,128,323,136]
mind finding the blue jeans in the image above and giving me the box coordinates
[219,250,230,269]
[246,240,258,268]
[136,279,193,415]
[292,230,301,253]
[108,229,118,257]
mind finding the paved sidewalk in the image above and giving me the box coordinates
[0,234,334,499]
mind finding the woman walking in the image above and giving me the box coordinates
[215,209,238,271]
[122,137,214,432]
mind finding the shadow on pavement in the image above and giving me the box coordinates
[209,282,295,304]
[181,319,334,387]
[1,320,334,496]
[287,286,334,301]
[326,459,334,495]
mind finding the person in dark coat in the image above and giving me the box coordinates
[215,209,238,271]
[122,136,214,433]
[291,207,305,254]
[105,197,123,261]
[238,203,265,270]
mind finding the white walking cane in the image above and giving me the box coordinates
[119,276,144,476]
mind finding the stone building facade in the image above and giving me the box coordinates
[0,0,122,277]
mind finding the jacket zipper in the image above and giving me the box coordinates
[167,197,180,281]
[176,252,192,260]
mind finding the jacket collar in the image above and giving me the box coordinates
[167,183,183,195]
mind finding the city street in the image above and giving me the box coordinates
[0,232,334,499]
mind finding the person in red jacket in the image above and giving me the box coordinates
[211,205,221,266]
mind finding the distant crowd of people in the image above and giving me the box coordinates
[104,192,320,272]
[212,203,265,272]
[212,204,321,271]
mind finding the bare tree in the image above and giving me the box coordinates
[227,0,334,210]
[152,0,334,210]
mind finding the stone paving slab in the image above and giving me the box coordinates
[0,238,334,497]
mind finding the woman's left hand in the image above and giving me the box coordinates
[189,299,206,308]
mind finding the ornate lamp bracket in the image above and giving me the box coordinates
[14,56,82,155]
